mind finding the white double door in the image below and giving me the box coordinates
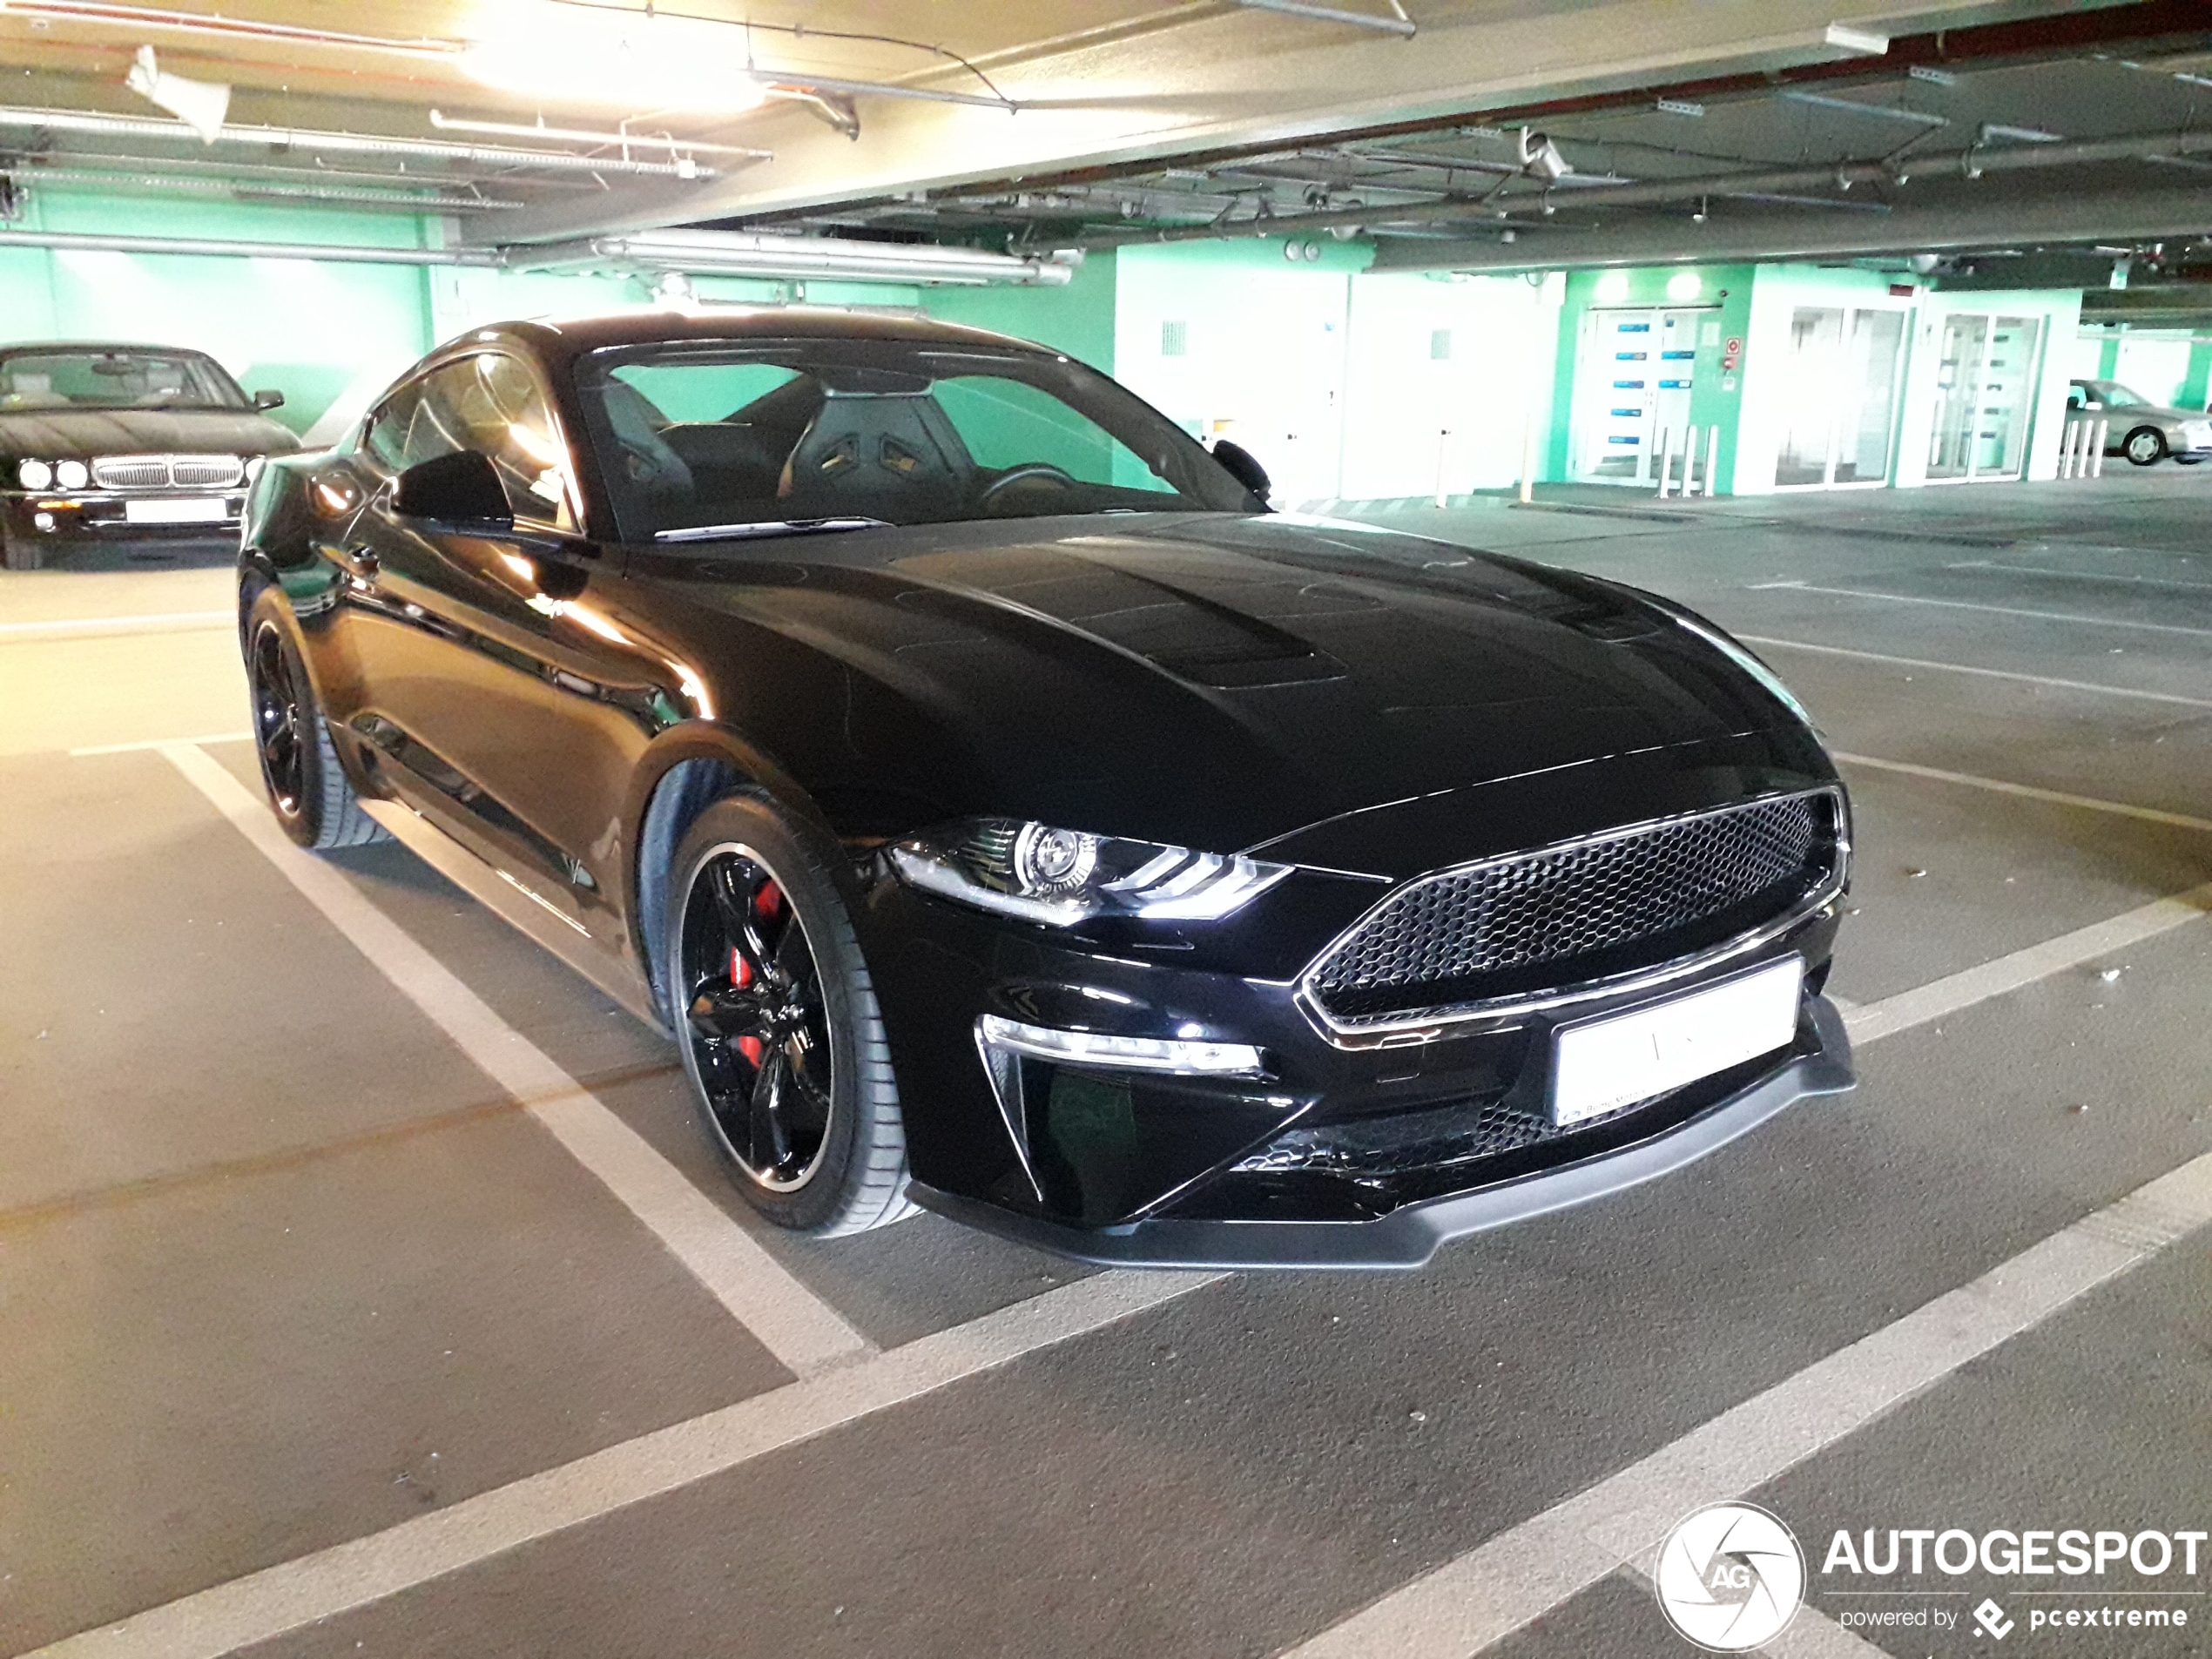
[1573,307,1708,484]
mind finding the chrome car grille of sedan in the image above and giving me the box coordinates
[1305,788,1844,1029]
[91,454,245,490]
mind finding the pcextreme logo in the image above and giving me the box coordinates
[1653,1502,1806,1651]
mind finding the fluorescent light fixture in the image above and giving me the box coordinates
[1594,270,1631,303]
[1781,90,1945,127]
[462,4,768,112]
[1823,22,1890,56]
[1656,98,1705,118]
[1908,65,1958,85]
[976,1015,1265,1077]
[1980,122,2061,143]
[1666,270,1703,300]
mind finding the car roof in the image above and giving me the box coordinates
[0,341,225,358]
[440,307,1062,372]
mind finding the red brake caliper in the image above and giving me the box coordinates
[732,891,771,1066]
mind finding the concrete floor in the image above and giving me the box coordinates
[3,468,2209,1658]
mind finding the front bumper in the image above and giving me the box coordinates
[860,853,1850,1267]
[915,996,1852,1268]
[3,489,246,548]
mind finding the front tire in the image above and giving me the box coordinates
[0,525,38,570]
[665,793,912,1235]
[2124,426,2167,466]
[244,587,388,851]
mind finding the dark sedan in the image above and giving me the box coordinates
[0,342,297,569]
[236,310,1852,1268]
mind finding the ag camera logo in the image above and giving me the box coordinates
[1655,1502,1806,1650]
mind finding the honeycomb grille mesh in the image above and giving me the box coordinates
[1309,791,1837,1026]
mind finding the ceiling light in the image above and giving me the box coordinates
[1656,98,1704,118]
[123,45,230,142]
[1908,65,1958,86]
[1667,271,1703,300]
[1823,22,1890,56]
[1980,122,2060,144]
[461,5,768,112]
[1594,270,1630,303]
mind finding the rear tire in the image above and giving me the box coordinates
[664,793,913,1236]
[244,586,388,851]
[0,526,39,571]
[2124,426,2167,467]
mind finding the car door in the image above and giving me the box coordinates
[340,352,666,935]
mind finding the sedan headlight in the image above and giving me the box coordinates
[53,459,88,489]
[17,459,51,489]
[890,818,1292,926]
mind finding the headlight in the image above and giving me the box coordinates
[890,818,1293,926]
[54,459,89,489]
[17,459,51,489]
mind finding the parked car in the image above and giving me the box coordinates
[2068,378,2212,466]
[237,311,1853,1267]
[0,342,297,569]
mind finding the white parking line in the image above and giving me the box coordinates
[1750,580,2212,640]
[1834,752,2212,836]
[71,732,252,757]
[1279,1150,2212,1658]
[23,1268,1220,1659]
[1737,634,2212,711]
[160,742,874,1380]
[0,610,232,640]
[1841,882,2212,1046]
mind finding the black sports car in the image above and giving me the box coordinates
[237,310,1852,1268]
[1,342,296,570]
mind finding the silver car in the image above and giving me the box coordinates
[2069,379,2212,466]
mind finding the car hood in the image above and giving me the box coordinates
[636,514,1830,868]
[0,406,300,460]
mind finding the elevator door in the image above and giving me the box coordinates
[1574,307,1707,484]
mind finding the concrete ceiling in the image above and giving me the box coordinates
[4,0,2210,284]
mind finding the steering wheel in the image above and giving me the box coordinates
[978,462,1077,504]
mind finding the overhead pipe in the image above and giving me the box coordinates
[6,165,524,212]
[0,106,718,179]
[523,229,1076,287]
[1069,125,2212,247]
[1232,0,1416,37]
[0,227,501,265]
[428,111,770,161]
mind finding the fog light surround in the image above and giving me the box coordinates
[977,1014,1264,1076]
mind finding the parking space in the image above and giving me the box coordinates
[0,467,2205,1657]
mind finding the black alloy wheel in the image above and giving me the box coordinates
[250,619,307,817]
[679,845,838,1191]
[665,793,912,1234]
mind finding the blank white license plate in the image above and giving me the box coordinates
[1551,957,1804,1126]
[125,496,227,525]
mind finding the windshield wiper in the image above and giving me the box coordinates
[655,516,890,545]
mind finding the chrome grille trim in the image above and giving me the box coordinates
[1296,787,1849,1047]
[87,454,244,490]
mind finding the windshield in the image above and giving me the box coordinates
[0,349,246,413]
[575,338,1255,543]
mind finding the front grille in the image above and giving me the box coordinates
[89,454,243,490]
[1306,789,1841,1028]
[170,455,245,488]
[92,456,169,489]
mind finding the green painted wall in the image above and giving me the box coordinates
[925,249,1119,373]
[2181,339,2212,411]
[1544,264,1755,488]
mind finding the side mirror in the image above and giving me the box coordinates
[1211,439,1271,503]
[394,450,512,529]
[252,388,286,412]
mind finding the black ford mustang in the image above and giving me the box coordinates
[238,310,1852,1268]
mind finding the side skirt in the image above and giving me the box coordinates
[359,798,670,1038]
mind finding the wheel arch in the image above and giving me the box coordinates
[627,727,835,1027]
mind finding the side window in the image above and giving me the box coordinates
[369,356,577,530]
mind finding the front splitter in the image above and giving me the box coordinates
[911,997,1856,1271]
